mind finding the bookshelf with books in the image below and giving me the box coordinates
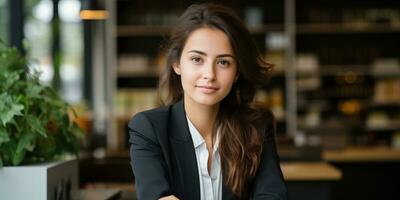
[295,0,400,149]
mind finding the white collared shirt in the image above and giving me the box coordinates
[186,117,222,200]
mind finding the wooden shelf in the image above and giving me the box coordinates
[118,25,172,36]
[117,70,159,78]
[366,124,400,132]
[323,146,400,162]
[371,72,400,79]
[368,102,400,109]
[118,23,400,37]
[248,24,285,34]
[319,65,370,76]
[297,65,400,77]
[117,24,284,37]
[297,23,400,34]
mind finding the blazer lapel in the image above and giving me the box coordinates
[169,100,200,200]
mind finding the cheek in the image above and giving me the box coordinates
[180,64,200,79]
[221,69,237,86]
[180,68,198,87]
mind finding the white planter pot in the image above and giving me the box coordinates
[0,158,78,200]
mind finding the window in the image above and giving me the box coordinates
[0,0,8,42]
[24,0,83,103]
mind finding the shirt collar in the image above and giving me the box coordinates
[186,116,205,148]
[186,116,220,150]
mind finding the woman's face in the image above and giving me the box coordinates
[173,27,238,107]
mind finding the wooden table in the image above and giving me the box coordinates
[281,162,342,200]
[72,189,121,200]
[322,146,400,200]
[281,162,342,181]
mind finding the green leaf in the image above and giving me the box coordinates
[25,82,44,98]
[2,104,24,126]
[16,131,36,153]
[8,119,21,133]
[0,127,10,145]
[26,114,47,138]
[12,149,26,166]
[1,140,17,166]
[0,70,20,91]
[0,93,24,126]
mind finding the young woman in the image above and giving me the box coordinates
[129,3,288,200]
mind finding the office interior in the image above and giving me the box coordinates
[1,0,400,199]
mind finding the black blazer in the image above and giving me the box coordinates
[129,100,288,200]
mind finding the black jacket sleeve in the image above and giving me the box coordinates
[251,113,289,200]
[129,112,172,199]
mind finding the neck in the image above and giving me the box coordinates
[184,99,219,139]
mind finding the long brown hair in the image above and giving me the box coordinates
[158,3,273,199]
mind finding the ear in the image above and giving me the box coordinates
[172,62,181,75]
[234,73,239,82]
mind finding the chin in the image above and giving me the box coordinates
[192,94,225,106]
[193,98,218,106]
[184,90,230,107]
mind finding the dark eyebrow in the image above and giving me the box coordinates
[187,50,235,59]
[217,54,235,59]
[188,50,207,56]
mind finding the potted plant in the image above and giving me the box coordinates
[0,42,83,199]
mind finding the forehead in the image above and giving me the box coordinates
[182,27,234,55]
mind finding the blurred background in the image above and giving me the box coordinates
[1,0,400,199]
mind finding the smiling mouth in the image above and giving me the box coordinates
[196,85,219,90]
[196,85,219,93]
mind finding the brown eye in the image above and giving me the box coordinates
[191,56,203,65]
[217,59,230,67]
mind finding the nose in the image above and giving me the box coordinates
[202,61,216,81]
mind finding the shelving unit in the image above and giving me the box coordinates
[295,0,400,148]
[296,23,400,34]
[117,24,285,36]
[106,0,400,150]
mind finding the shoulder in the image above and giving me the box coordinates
[128,106,171,137]
[130,105,169,122]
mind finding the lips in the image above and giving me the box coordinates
[197,85,219,90]
[196,85,219,94]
